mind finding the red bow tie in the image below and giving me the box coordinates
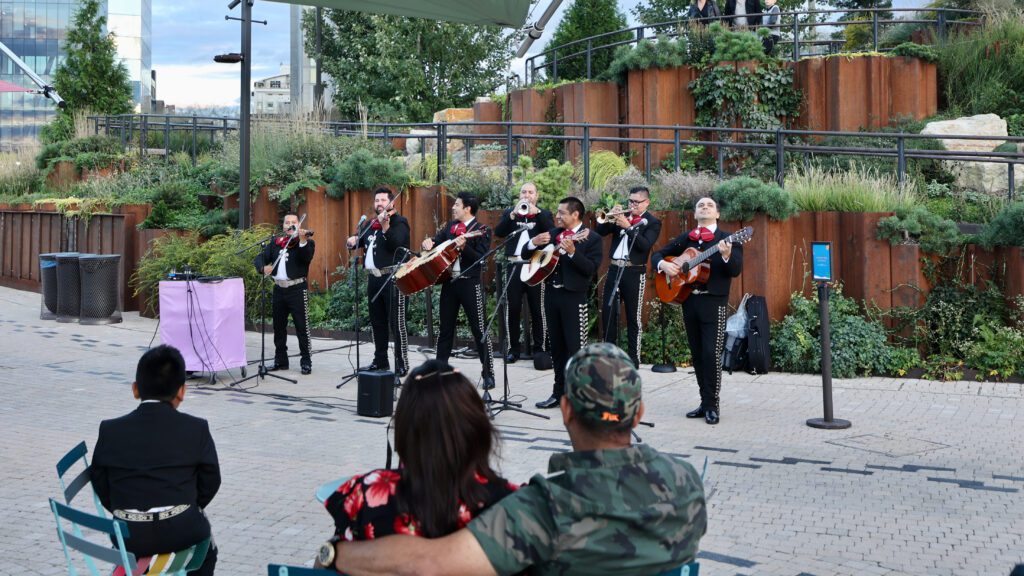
[630,215,644,226]
[370,220,382,231]
[275,236,289,248]
[451,222,467,236]
[521,212,536,220]
[689,227,714,242]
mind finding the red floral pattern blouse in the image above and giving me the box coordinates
[325,469,517,541]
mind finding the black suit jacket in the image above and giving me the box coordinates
[357,213,411,268]
[493,208,554,258]
[254,237,315,280]
[723,0,763,26]
[595,211,662,268]
[523,226,603,293]
[651,227,743,297]
[431,219,491,281]
[90,402,221,512]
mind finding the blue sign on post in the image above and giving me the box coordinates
[812,242,832,282]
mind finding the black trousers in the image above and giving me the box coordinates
[272,282,311,367]
[503,263,547,354]
[601,266,646,368]
[546,286,589,398]
[682,294,728,411]
[118,507,217,575]
[366,273,408,372]
[436,278,494,377]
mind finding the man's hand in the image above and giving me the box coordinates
[422,238,435,251]
[381,213,391,233]
[615,214,631,229]
[528,203,540,215]
[346,235,358,250]
[532,232,551,246]
[560,237,576,255]
[262,264,274,276]
[454,235,467,248]
[659,260,681,279]
[718,239,733,260]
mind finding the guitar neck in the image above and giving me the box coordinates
[691,241,723,267]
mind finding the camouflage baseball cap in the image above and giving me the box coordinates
[565,343,642,428]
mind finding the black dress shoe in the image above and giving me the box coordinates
[705,409,720,425]
[361,361,389,372]
[685,406,706,418]
[535,395,561,409]
[395,366,408,378]
[505,352,520,363]
[481,376,496,390]
[268,363,289,372]
[300,363,312,375]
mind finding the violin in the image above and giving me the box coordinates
[276,226,315,249]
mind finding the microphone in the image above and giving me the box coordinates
[397,246,420,258]
[627,219,648,230]
[356,214,368,228]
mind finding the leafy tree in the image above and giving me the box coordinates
[44,0,133,143]
[544,0,631,81]
[303,11,513,122]
[631,0,695,24]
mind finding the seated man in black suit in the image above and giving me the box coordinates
[90,345,221,575]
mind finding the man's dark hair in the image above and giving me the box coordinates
[629,186,650,198]
[456,192,480,216]
[135,345,187,401]
[559,196,585,220]
[283,212,299,221]
[374,187,395,201]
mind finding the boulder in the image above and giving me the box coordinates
[405,129,436,155]
[432,108,474,123]
[921,114,1022,196]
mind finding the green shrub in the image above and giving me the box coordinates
[938,10,1024,119]
[512,156,574,212]
[660,145,705,172]
[712,176,798,221]
[786,164,918,213]
[772,286,915,378]
[620,299,692,366]
[965,324,1024,379]
[651,170,718,211]
[890,42,940,63]
[604,34,691,81]
[576,150,629,191]
[441,166,511,210]
[139,180,207,230]
[708,23,767,63]
[35,135,122,170]
[876,206,962,254]
[1007,114,1024,137]
[327,149,409,199]
[979,201,1024,247]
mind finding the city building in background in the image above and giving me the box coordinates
[253,65,290,115]
[0,0,151,150]
[289,5,332,116]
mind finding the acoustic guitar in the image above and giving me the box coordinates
[654,226,753,305]
[520,229,591,287]
[395,230,486,296]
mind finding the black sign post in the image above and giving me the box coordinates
[807,242,851,430]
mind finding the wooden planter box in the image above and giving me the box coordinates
[473,100,503,145]
[557,82,621,162]
[625,66,699,171]
[252,186,282,227]
[45,160,78,190]
[889,56,938,122]
[508,88,559,156]
[999,246,1024,303]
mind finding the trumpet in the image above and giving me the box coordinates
[595,205,629,224]
[514,200,532,217]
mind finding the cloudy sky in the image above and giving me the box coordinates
[152,0,919,109]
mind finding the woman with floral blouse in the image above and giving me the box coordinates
[324,360,517,541]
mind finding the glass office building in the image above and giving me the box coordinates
[0,0,150,150]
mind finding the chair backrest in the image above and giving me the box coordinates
[50,498,135,576]
[267,564,334,575]
[655,562,700,576]
[56,441,106,517]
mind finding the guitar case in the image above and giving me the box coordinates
[745,295,771,374]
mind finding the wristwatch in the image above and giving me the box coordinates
[318,535,341,569]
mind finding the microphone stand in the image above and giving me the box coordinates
[602,225,642,354]
[232,232,297,386]
[480,238,549,421]
[337,220,370,389]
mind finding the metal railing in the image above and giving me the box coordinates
[90,115,1023,201]
[523,7,981,84]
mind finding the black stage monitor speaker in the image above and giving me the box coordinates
[357,370,394,417]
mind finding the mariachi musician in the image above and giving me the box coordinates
[255,213,315,375]
[651,196,742,425]
[346,187,410,377]
[595,186,662,369]
[421,192,495,391]
[523,196,603,409]
[493,182,554,366]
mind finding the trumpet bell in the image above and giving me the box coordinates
[514,200,531,217]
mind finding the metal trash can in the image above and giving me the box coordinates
[55,252,82,323]
[39,252,62,320]
[79,254,123,325]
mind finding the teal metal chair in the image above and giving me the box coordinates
[49,498,209,576]
[656,562,700,575]
[56,441,106,515]
[267,565,332,575]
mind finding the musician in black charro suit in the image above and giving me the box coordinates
[523,196,604,409]
[595,186,662,369]
[421,192,495,391]
[493,182,554,366]
[346,187,411,377]
[651,197,742,425]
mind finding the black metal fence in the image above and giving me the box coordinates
[90,115,1023,201]
[523,7,981,84]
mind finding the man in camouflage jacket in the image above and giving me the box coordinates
[323,343,708,576]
